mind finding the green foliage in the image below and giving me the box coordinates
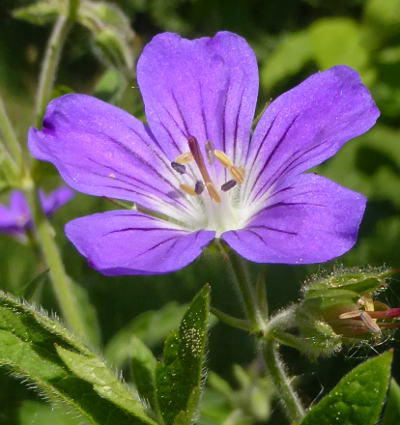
[261,30,312,92]
[129,336,160,418]
[156,285,210,425]
[55,344,154,423]
[12,1,59,26]
[309,18,369,74]
[18,400,87,425]
[2,1,400,424]
[0,291,155,425]
[105,301,188,367]
[299,351,392,425]
[381,379,400,425]
[203,365,274,425]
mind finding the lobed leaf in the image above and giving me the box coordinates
[299,351,392,425]
[0,290,155,425]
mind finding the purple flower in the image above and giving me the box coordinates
[0,187,74,236]
[28,32,379,275]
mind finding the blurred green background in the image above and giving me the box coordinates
[1,0,400,424]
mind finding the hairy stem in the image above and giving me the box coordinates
[224,246,266,334]
[25,189,88,340]
[223,246,305,423]
[262,337,305,422]
[0,94,22,168]
[28,0,88,340]
[34,0,78,127]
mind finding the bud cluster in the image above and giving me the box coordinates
[293,267,399,359]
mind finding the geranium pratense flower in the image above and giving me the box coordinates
[0,187,74,237]
[28,32,379,275]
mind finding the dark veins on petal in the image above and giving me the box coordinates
[247,114,299,198]
[171,89,190,136]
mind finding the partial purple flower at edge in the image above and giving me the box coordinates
[0,187,74,236]
[28,31,379,275]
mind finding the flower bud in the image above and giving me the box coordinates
[294,267,399,358]
[13,1,59,26]
[78,1,137,73]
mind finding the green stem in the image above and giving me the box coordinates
[34,0,78,127]
[223,246,305,423]
[210,306,251,332]
[25,189,87,340]
[0,94,22,168]
[27,0,86,339]
[262,337,305,423]
[0,138,19,181]
[224,246,266,334]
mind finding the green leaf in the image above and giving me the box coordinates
[260,30,312,91]
[70,279,101,349]
[381,379,400,425]
[94,69,126,103]
[364,0,400,40]
[156,285,210,425]
[19,400,87,425]
[300,351,393,425]
[55,344,153,423]
[129,336,160,418]
[105,301,188,367]
[309,18,370,75]
[0,290,155,425]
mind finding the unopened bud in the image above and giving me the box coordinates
[78,1,137,72]
[294,267,398,358]
[13,1,59,26]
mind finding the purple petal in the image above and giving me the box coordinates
[65,210,215,275]
[0,191,30,234]
[222,174,366,264]
[137,31,258,164]
[39,186,74,216]
[28,94,187,215]
[245,66,379,204]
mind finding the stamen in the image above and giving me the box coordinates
[358,295,375,312]
[174,152,194,164]
[214,150,233,167]
[339,310,362,319]
[205,141,215,165]
[188,135,220,203]
[229,166,244,184]
[221,179,237,192]
[171,161,186,174]
[360,312,381,334]
[179,183,197,196]
[195,181,204,195]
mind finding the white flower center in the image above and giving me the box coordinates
[170,135,251,237]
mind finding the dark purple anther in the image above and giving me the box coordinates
[171,161,186,174]
[221,179,237,192]
[195,181,204,194]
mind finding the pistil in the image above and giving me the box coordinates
[188,135,221,203]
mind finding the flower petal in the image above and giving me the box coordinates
[0,191,29,233]
[137,31,258,164]
[245,66,379,204]
[28,94,190,216]
[39,186,74,216]
[222,174,366,264]
[65,210,215,275]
